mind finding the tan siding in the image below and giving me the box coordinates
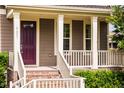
[39,19,56,66]
[0,15,13,51]
[100,21,108,50]
[72,20,83,50]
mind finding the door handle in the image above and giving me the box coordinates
[21,51,23,54]
[20,44,23,53]
[20,44,23,50]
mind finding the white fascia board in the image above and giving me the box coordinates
[6,5,111,14]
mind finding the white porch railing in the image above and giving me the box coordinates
[22,78,85,88]
[98,50,124,67]
[9,51,26,88]
[63,50,92,67]
[63,50,124,68]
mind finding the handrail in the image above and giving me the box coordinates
[10,77,25,88]
[60,52,70,69]
[18,51,26,84]
[18,51,26,75]
[57,51,70,77]
[21,80,34,88]
[10,51,26,88]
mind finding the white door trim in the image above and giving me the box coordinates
[21,19,39,66]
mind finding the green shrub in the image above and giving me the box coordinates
[74,69,124,88]
[0,52,8,88]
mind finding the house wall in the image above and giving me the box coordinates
[39,19,56,66]
[72,20,83,50]
[100,21,108,50]
[0,14,13,52]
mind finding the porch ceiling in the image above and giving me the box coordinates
[20,13,106,22]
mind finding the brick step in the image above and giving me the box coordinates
[26,69,61,82]
[26,75,60,81]
[26,71,59,75]
[27,74,60,77]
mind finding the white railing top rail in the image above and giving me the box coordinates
[63,50,92,52]
[70,75,86,80]
[98,50,124,52]
[18,50,26,84]
[18,51,26,75]
[32,78,84,81]
[21,80,33,88]
[64,50,124,53]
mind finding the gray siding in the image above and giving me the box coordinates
[39,19,56,66]
[100,21,108,50]
[72,20,83,50]
[0,15,13,51]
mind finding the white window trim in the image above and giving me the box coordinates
[84,23,92,50]
[54,18,57,55]
[83,19,86,50]
[63,21,72,50]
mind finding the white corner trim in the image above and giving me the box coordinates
[36,18,40,66]
[83,19,86,50]
[0,9,6,15]
[70,21,72,50]
[54,18,57,55]
[107,23,110,50]
[64,20,72,50]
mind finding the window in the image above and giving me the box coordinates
[109,42,117,49]
[85,24,91,50]
[63,24,70,50]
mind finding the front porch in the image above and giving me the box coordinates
[7,6,111,68]
[7,6,124,88]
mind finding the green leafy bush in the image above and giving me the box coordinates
[74,69,124,88]
[0,52,8,88]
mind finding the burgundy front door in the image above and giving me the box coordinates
[21,21,36,65]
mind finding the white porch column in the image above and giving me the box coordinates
[91,17,98,69]
[57,15,64,54]
[13,12,20,71]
